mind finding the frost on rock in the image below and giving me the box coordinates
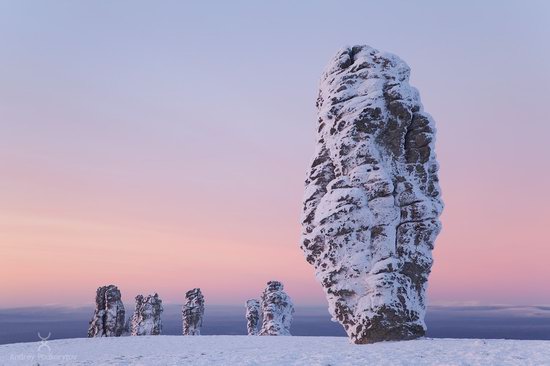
[182,288,205,336]
[245,299,261,335]
[259,281,294,336]
[87,285,126,337]
[301,45,443,344]
[130,293,163,336]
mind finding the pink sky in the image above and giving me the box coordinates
[1,1,549,308]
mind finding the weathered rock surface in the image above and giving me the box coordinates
[182,288,205,335]
[87,285,125,337]
[245,299,261,335]
[259,281,294,336]
[301,45,443,344]
[130,293,163,336]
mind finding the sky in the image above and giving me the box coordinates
[0,0,549,308]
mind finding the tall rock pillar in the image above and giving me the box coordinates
[87,285,125,337]
[245,299,261,335]
[259,281,294,336]
[130,293,163,336]
[182,288,205,335]
[301,45,443,343]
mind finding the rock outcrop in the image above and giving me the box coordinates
[130,293,163,336]
[245,299,261,335]
[301,45,443,344]
[182,288,205,335]
[123,315,132,335]
[259,281,294,336]
[87,285,126,337]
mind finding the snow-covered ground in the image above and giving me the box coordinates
[1,335,549,365]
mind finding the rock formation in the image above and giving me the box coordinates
[87,285,126,337]
[259,281,294,336]
[182,288,205,335]
[301,45,443,344]
[245,299,261,335]
[130,293,163,336]
[123,315,132,335]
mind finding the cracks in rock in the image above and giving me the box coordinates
[397,217,437,228]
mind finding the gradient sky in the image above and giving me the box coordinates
[0,1,549,308]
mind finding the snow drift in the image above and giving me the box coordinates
[2,336,548,366]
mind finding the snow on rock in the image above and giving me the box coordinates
[182,288,205,336]
[87,285,125,337]
[2,336,549,366]
[245,299,261,335]
[301,45,444,344]
[130,293,163,336]
[259,281,294,336]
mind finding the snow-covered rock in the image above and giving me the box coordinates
[2,336,549,366]
[182,288,205,336]
[130,293,163,336]
[87,285,125,337]
[123,315,132,335]
[245,299,261,335]
[301,45,443,344]
[259,281,294,336]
